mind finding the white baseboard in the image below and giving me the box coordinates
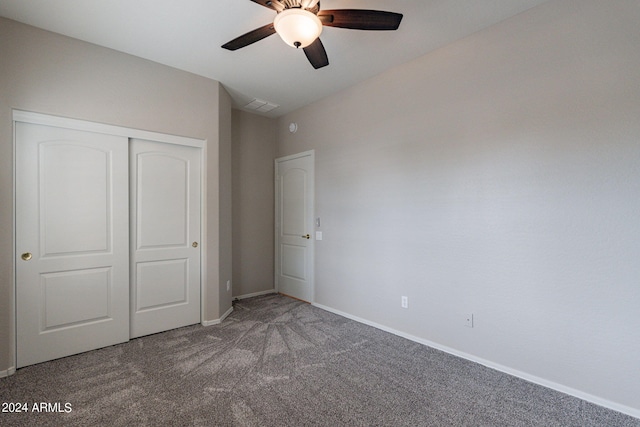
[234,289,276,300]
[312,302,640,420]
[201,305,234,327]
[0,366,16,378]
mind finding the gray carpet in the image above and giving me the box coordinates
[1,294,638,426]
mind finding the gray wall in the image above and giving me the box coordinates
[0,18,232,372]
[232,110,277,297]
[276,0,640,415]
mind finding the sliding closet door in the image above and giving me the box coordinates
[16,123,130,368]
[130,139,201,338]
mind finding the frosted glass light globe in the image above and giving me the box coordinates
[274,8,323,48]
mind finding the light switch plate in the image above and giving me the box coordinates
[315,231,323,240]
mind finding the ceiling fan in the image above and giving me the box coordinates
[222,0,403,69]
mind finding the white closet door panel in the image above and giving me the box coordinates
[130,139,201,338]
[136,259,188,310]
[137,153,189,248]
[16,123,129,368]
[41,267,112,329]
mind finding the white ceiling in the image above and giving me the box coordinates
[0,0,550,117]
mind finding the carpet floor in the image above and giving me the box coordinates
[0,294,638,426]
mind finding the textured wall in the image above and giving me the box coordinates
[276,0,640,415]
[231,110,277,297]
[0,17,229,372]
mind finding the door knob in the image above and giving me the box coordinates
[301,234,310,239]
[192,242,199,248]
[21,252,32,261]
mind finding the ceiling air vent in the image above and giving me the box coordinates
[244,98,279,113]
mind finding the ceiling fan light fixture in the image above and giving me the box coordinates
[274,8,322,48]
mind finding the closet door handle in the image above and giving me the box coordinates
[192,242,198,248]
[21,252,33,261]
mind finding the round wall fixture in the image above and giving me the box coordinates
[289,122,298,133]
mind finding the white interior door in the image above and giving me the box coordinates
[130,139,201,338]
[275,151,314,302]
[16,123,130,368]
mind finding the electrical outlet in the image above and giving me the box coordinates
[401,296,408,309]
[226,280,231,292]
[465,313,474,328]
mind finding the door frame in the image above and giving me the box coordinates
[274,150,315,302]
[11,110,206,373]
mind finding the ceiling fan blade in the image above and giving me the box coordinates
[221,23,276,51]
[303,38,329,69]
[249,0,283,11]
[318,10,403,31]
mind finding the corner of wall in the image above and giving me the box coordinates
[217,85,233,320]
